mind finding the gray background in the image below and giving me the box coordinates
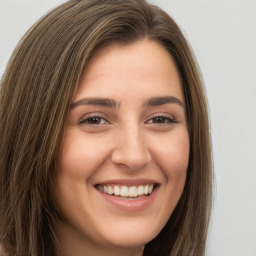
[0,0,256,255]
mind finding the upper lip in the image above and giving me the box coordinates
[94,178,160,187]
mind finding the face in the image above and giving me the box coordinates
[55,39,190,254]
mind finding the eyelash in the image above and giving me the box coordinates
[79,116,109,125]
[146,115,177,125]
[79,114,176,126]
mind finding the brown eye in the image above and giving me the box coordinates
[149,116,176,124]
[80,117,108,125]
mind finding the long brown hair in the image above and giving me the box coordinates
[0,0,212,255]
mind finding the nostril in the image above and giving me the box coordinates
[111,146,151,171]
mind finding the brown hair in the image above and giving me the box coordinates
[0,0,212,255]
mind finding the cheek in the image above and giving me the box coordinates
[153,128,190,176]
[55,131,111,221]
[152,128,190,202]
[57,131,111,180]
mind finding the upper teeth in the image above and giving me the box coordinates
[97,184,154,197]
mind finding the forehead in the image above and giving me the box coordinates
[85,39,178,76]
[75,39,183,103]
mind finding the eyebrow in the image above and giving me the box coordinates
[146,96,184,108]
[70,96,184,109]
[70,98,120,109]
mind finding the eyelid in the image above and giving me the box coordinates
[78,112,110,125]
[145,113,177,124]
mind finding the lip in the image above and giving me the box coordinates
[95,183,159,212]
[95,178,159,187]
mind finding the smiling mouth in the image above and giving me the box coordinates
[96,184,155,200]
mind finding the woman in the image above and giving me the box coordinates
[0,0,212,255]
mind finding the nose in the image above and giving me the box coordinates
[111,126,152,171]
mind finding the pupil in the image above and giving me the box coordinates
[91,117,100,124]
[155,117,164,123]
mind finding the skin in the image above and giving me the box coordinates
[55,39,190,256]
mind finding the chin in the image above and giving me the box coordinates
[95,217,166,249]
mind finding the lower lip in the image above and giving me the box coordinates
[96,186,159,212]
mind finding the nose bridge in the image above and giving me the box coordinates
[111,121,151,170]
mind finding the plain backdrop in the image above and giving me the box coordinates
[0,1,256,255]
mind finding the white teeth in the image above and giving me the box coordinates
[137,185,144,196]
[120,186,128,197]
[144,185,149,194]
[97,184,155,197]
[114,185,120,196]
[107,186,113,195]
[128,186,137,197]
[149,184,153,193]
